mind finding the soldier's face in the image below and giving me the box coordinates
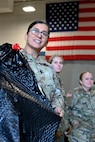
[25,23,49,51]
[51,57,63,73]
[80,72,94,91]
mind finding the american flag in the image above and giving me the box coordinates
[46,1,95,60]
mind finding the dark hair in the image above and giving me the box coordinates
[79,71,91,81]
[27,20,50,37]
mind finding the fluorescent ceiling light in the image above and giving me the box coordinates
[22,6,36,12]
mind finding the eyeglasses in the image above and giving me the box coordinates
[30,28,49,38]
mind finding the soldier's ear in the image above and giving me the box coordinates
[79,80,82,85]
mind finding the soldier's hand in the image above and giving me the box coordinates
[55,130,61,139]
[54,107,63,117]
[73,120,79,128]
[66,93,72,98]
[65,126,72,135]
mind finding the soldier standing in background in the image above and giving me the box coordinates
[49,55,70,142]
[66,71,95,142]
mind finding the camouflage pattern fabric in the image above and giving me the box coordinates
[56,75,70,133]
[66,86,95,142]
[21,50,70,137]
[21,50,65,110]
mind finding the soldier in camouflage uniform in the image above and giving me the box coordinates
[0,20,66,142]
[49,55,69,142]
[20,21,65,127]
[66,71,95,142]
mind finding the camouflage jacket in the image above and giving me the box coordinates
[21,50,65,112]
[51,73,70,133]
[67,86,95,130]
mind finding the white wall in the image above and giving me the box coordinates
[0,1,46,47]
[0,0,63,46]
[60,60,95,93]
[0,0,95,94]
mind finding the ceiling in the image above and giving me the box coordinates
[14,0,45,3]
[14,0,72,3]
[14,0,28,1]
[0,0,45,13]
[1,0,74,13]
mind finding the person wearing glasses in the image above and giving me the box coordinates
[0,20,65,142]
[21,20,65,140]
[21,20,64,117]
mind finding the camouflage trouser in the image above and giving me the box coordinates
[56,110,70,136]
[54,134,64,142]
[68,127,95,142]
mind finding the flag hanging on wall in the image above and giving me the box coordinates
[46,1,95,60]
